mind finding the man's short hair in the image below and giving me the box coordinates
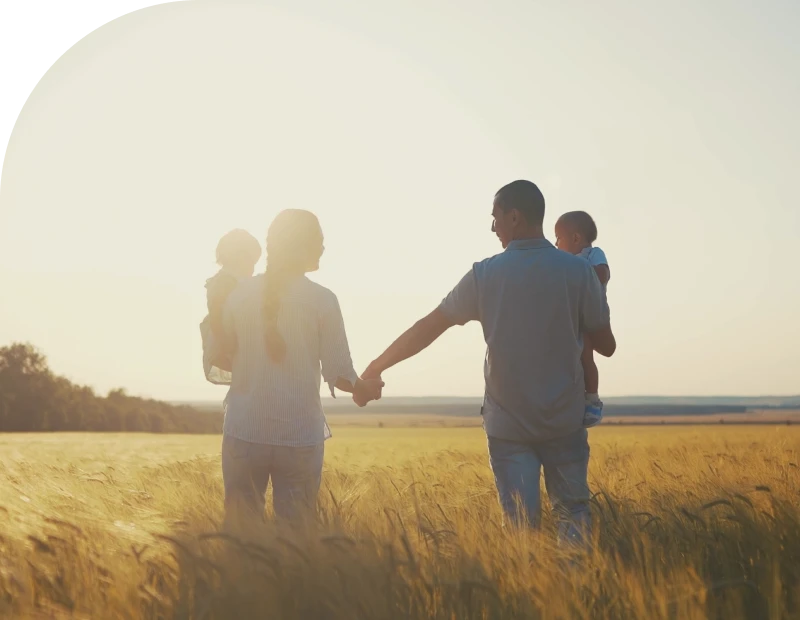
[558,211,598,243]
[494,180,545,226]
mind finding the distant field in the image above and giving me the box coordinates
[322,410,800,427]
[185,394,800,415]
[188,399,800,428]
[600,409,800,425]
[1,426,799,619]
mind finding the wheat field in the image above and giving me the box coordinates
[1,425,798,619]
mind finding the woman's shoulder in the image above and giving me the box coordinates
[298,278,340,309]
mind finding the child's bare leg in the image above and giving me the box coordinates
[581,336,603,427]
[581,336,599,397]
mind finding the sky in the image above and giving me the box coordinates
[1,0,799,401]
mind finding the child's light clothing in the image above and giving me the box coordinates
[579,247,609,288]
[200,269,243,385]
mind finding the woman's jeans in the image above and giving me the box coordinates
[488,428,591,544]
[222,434,324,521]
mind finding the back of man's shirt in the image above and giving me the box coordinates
[439,238,609,442]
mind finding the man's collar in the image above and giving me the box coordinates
[505,238,554,251]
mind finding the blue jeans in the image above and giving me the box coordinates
[488,428,591,544]
[221,434,324,521]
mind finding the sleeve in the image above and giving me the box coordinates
[438,266,480,326]
[587,247,609,267]
[580,262,610,333]
[319,292,359,397]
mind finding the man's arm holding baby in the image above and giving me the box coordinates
[581,263,616,358]
[593,264,610,286]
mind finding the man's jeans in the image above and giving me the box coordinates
[221,434,324,522]
[488,428,591,544]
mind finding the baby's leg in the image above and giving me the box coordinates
[581,336,599,396]
[581,336,603,428]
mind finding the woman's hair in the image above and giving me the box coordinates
[263,210,323,363]
[215,229,262,268]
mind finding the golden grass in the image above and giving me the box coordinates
[1,426,798,619]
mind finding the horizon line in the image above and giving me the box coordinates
[173,393,800,403]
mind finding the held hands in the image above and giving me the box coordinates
[353,362,385,407]
[361,362,381,383]
[352,366,384,408]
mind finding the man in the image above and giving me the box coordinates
[362,180,616,543]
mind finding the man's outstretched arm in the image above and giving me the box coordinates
[364,266,478,379]
[362,309,456,379]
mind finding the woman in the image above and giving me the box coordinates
[220,209,383,522]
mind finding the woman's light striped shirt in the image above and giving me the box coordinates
[221,274,358,447]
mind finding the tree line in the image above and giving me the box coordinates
[0,343,222,433]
